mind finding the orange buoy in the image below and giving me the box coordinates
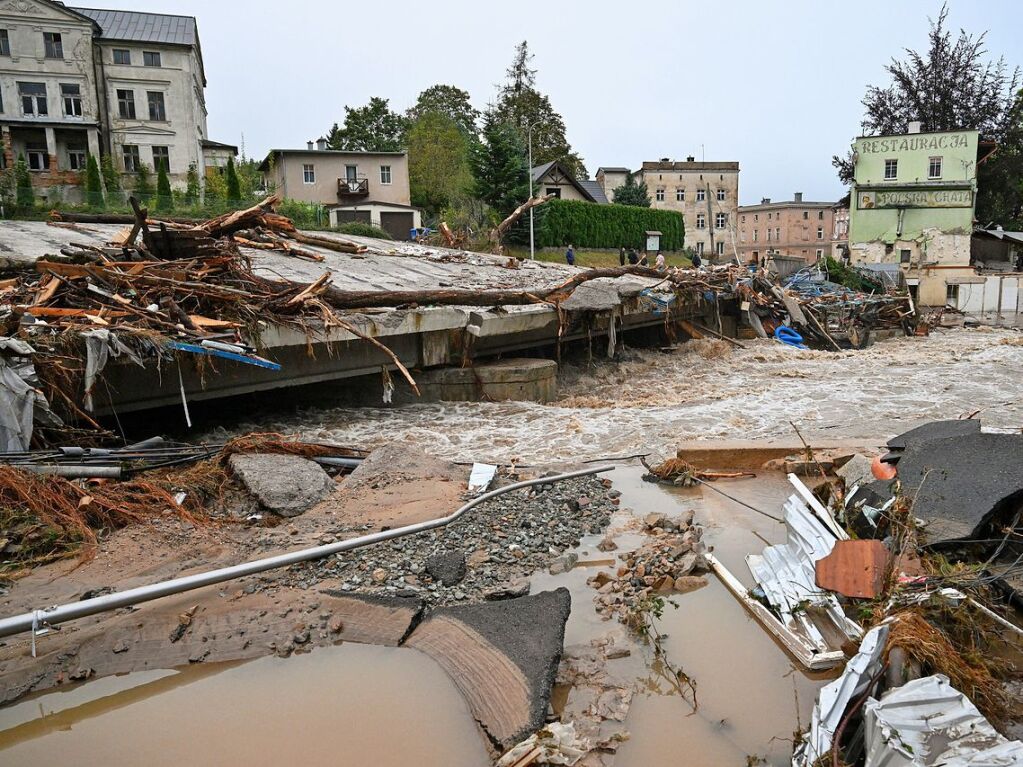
[871,455,897,480]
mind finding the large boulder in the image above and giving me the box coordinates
[228,453,336,517]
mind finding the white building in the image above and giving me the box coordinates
[0,0,231,202]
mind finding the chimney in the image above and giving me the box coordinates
[660,157,670,163]
[316,137,328,151]
[306,140,314,151]
[686,155,695,162]
[761,197,771,204]
[794,192,803,203]
[907,120,922,134]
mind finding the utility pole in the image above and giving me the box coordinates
[527,122,536,260]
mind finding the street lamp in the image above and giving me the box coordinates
[527,121,537,260]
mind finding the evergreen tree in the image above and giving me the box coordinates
[225,156,241,201]
[156,164,173,211]
[134,164,155,203]
[14,154,33,209]
[493,41,586,177]
[470,110,530,217]
[101,154,122,205]
[84,154,104,208]
[184,163,201,206]
[612,176,651,207]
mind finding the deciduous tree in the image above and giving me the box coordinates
[14,154,33,209]
[134,163,154,203]
[100,154,121,204]
[326,97,408,152]
[407,85,480,137]
[407,110,474,219]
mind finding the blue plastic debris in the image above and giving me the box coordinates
[165,341,282,371]
[775,325,807,349]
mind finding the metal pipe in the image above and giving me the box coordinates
[312,457,364,469]
[15,464,122,479]
[0,465,613,640]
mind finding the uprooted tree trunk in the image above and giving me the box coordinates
[316,265,665,310]
[488,194,555,250]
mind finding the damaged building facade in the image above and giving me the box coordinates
[0,0,229,202]
[848,125,979,307]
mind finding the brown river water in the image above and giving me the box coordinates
[1,328,1020,765]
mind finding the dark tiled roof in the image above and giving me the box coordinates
[597,166,631,173]
[202,139,238,152]
[531,161,556,182]
[578,179,609,204]
[70,7,197,45]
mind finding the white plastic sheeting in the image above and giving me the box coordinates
[747,474,862,653]
[863,674,1023,767]
[793,623,890,767]
[0,337,61,451]
[467,463,498,495]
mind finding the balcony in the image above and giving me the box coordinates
[337,177,369,200]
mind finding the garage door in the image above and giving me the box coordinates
[380,212,415,241]
[335,210,371,225]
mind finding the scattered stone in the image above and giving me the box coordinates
[549,552,579,575]
[111,640,129,654]
[484,578,531,601]
[228,453,335,517]
[425,551,467,586]
[371,568,388,584]
[293,629,310,645]
[673,575,708,594]
[596,533,618,552]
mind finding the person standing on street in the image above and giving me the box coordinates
[619,246,626,266]
[565,244,575,266]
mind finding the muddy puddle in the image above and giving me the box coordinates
[0,643,491,766]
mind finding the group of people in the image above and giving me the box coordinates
[564,244,697,272]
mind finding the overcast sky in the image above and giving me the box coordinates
[94,0,1021,205]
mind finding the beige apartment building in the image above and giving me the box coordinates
[597,157,740,260]
[736,193,836,265]
[1,1,229,201]
[260,140,421,239]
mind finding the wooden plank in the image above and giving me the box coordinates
[14,306,129,318]
[814,540,891,599]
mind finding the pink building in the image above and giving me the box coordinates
[737,193,836,265]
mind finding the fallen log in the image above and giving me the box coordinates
[199,195,281,238]
[318,265,664,309]
[284,230,366,255]
[489,194,555,248]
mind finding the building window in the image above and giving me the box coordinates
[696,213,706,229]
[818,210,824,220]
[816,227,824,239]
[545,187,561,198]
[122,144,140,172]
[946,283,959,304]
[768,212,772,220]
[303,164,315,184]
[143,51,162,67]
[696,188,706,202]
[152,145,169,173]
[753,230,758,242]
[27,149,47,171]
[741,215,746,223]
[715,212,727,229]
[884,159,898,179]
[0,29,9,56]
[655,188,665,201]
[67,148,86,171]
[116,89,135,119]
[380,165,391,184]
[716,188,725,201]
[43,32,63,59]
[899,248,911,264]
[754,214,758,222]
[60,84,82,117]
[802,211,808,219]
[766,229,771,241]
[776,227,781,240]
[816,248,823,258]
[147,91,166,121]
[18,82,48,116]
[928,156,942,179]
[113,48,131,65]
[716,241,724,256]
[676,188,684,201]
[696,242,704,255]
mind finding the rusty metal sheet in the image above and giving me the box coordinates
[814,540,891,599]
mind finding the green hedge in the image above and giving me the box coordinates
[532,199,685,251]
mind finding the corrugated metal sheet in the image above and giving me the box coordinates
[70,8,197,46]
[793,624,890,767]
[864,675,1023,767]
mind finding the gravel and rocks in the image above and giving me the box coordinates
[293,475,617,605]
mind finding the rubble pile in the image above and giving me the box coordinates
[589,510,710,627]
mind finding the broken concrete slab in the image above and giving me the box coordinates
[228,453,335,517]
[560,280,622,312]
[896,432,1023,546]
[886,419,981,451]
[836,453,874,489]
[404,588,572,748]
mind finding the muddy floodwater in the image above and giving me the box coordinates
[204,329,1023,463]
[0,643,491,766]
[2,328,1018,765]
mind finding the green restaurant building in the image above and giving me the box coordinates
[848,126,979,306]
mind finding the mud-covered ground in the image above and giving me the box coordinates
[201,328,1023,462]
